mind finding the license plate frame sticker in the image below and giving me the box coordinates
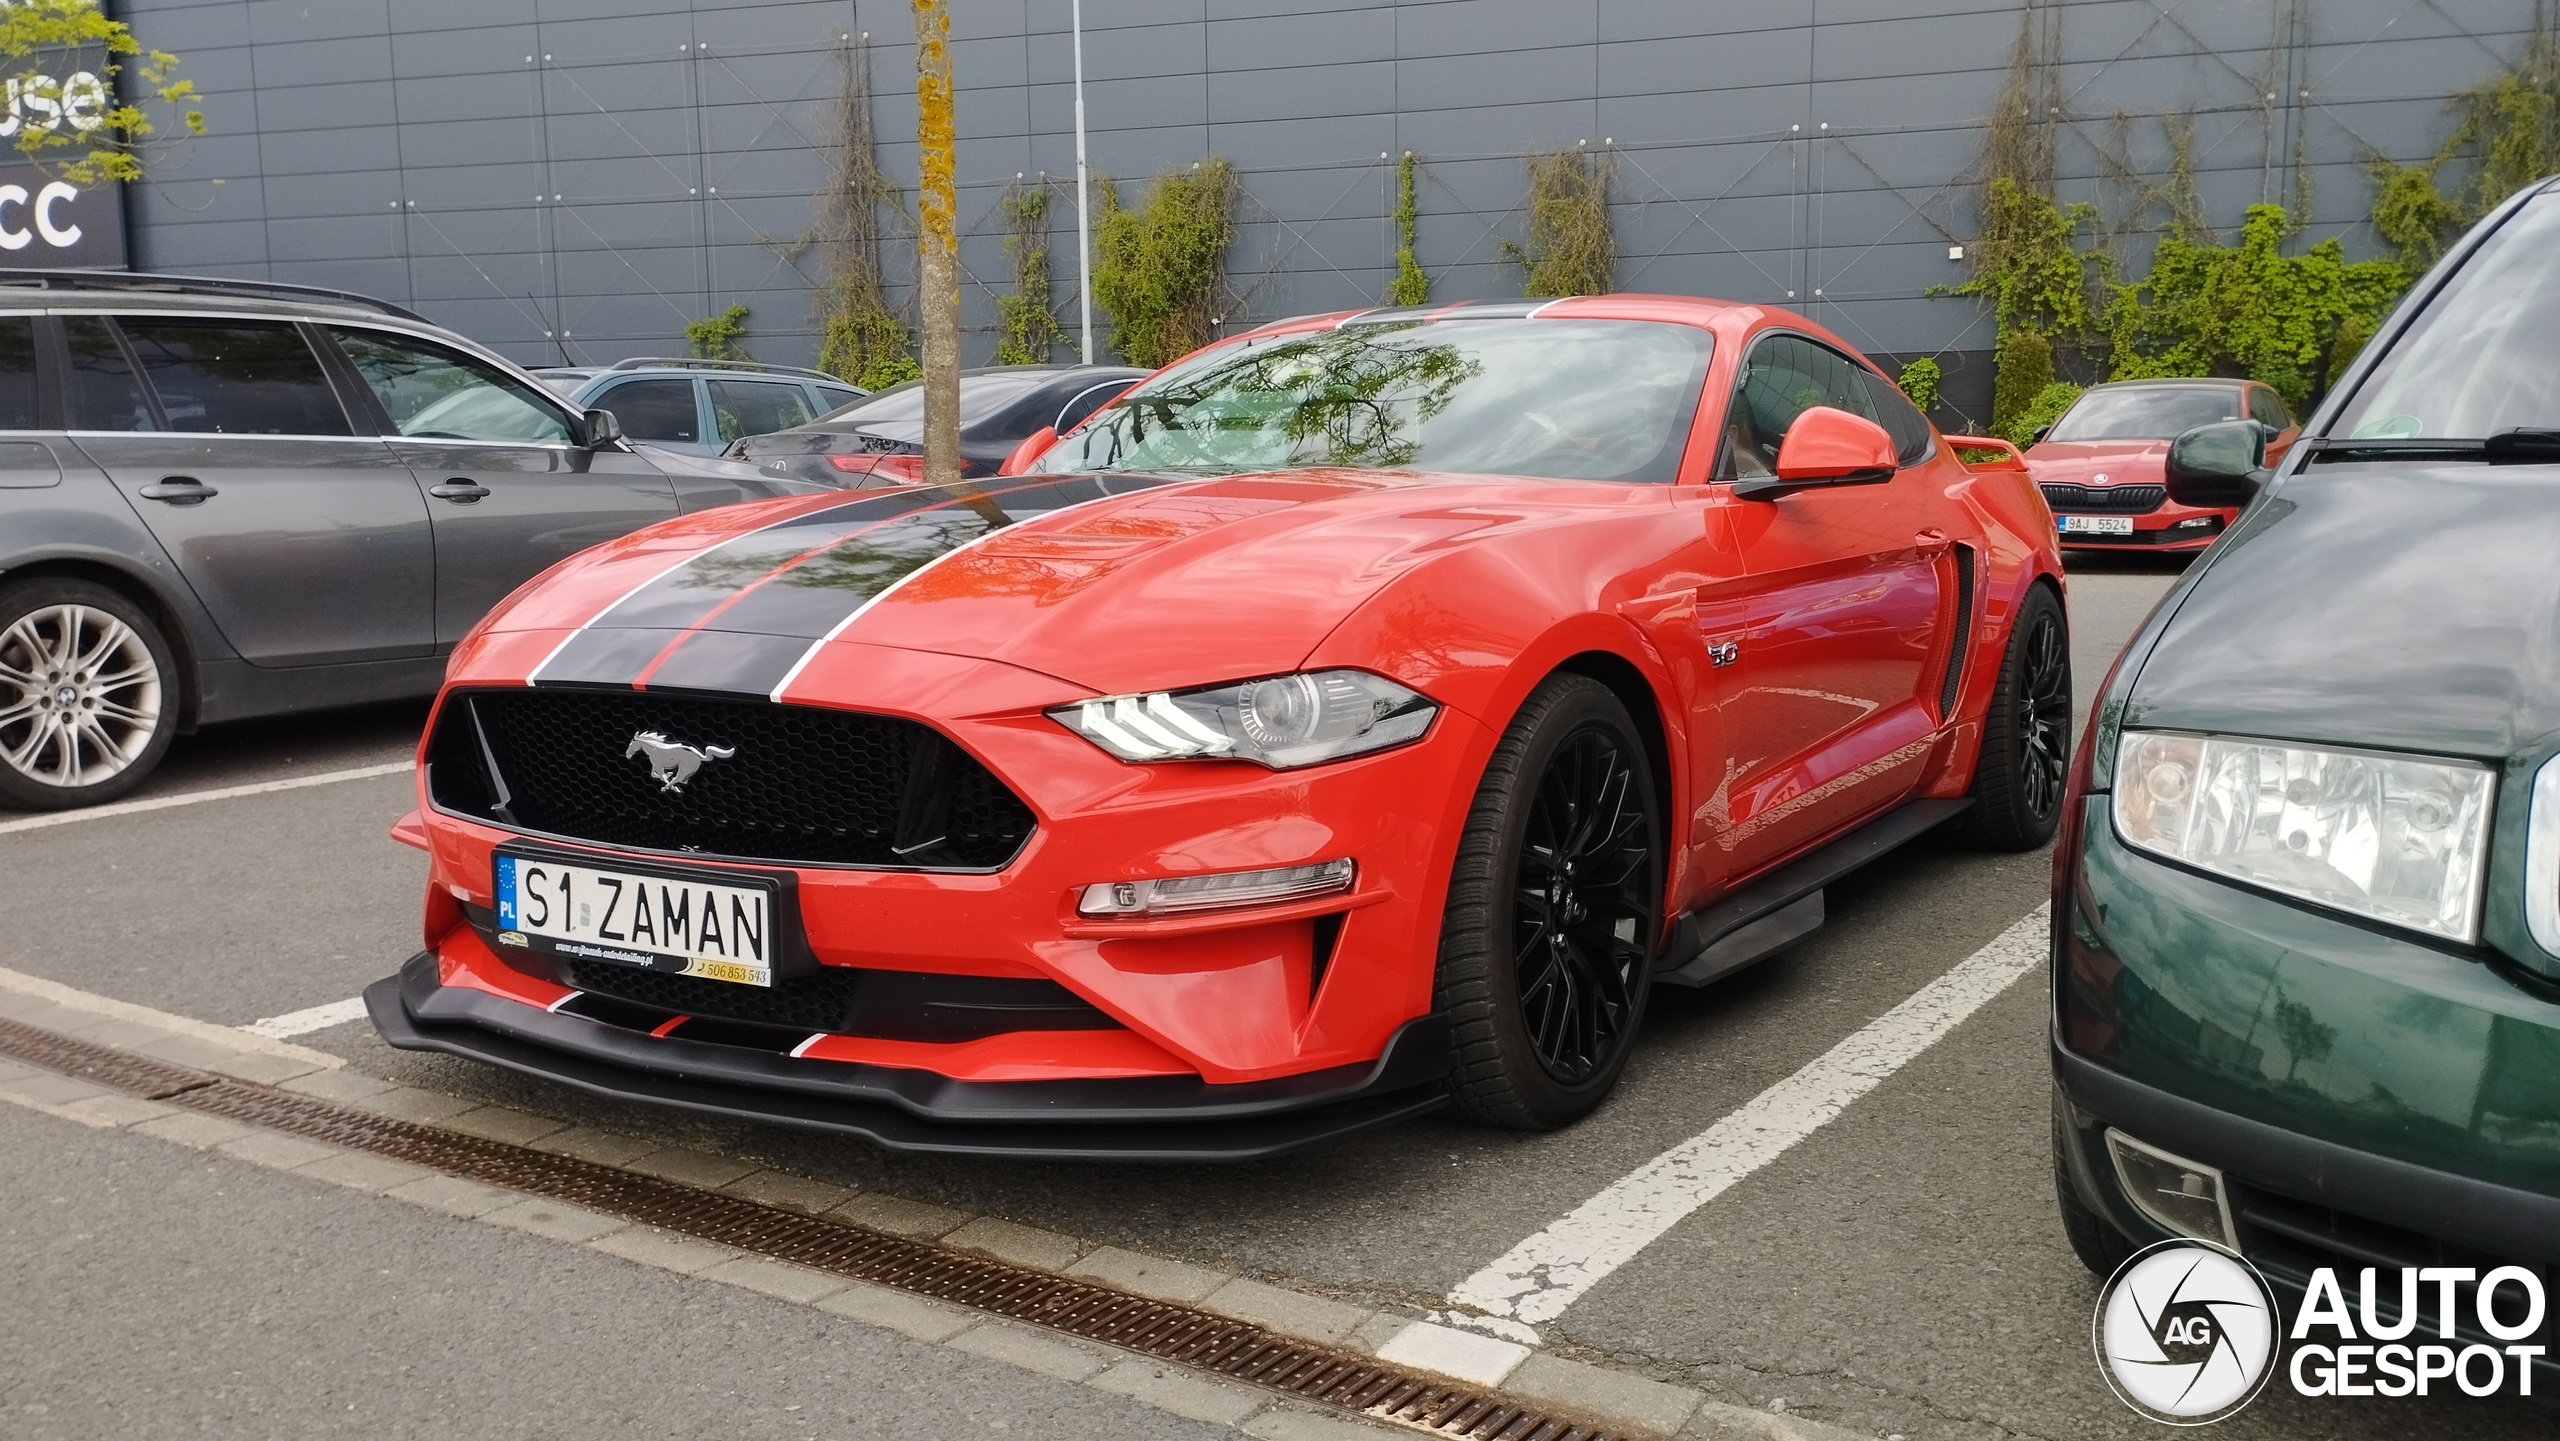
[2059,514,2136,535]
[492,846,805,988]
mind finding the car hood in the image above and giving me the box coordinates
[2024,439,2168,484]
[490,469,1627,698]
[2129,463,2560,760]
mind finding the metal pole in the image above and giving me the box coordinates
[1072,0,1093,364]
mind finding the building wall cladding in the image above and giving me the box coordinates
[122,0,2542,424]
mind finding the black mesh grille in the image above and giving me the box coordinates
[560,959,1119,1042]
[2039,482,2167,512]
[2231,1179,2554,1348]
[428,688,1035,870]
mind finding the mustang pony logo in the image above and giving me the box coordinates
[625,731,735,793]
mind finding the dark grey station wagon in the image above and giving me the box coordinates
[0,271,814,810]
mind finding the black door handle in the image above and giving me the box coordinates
[138,477,216,504]
[428,481,491,503]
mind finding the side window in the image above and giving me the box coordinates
[1053,381,1130,435]
[0,317,37,429]
[706,379,813,444]
[330,328,573,445]
[2248,386,2293,431]
[62,316,153,431]
[595,378,699,444]
[1723,334,1880,478]
[813,384,862,415]
[116,319,353,436]
[1860,368,1935,467]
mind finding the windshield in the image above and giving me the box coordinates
[2334,191,2560,440]
[818,372,1055,440]
[1041,318,1713,483]
[2046,386,2241,442]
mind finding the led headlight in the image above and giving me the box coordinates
[2113,730,2495,942]
[1078,860,1355,917]
[1050,670,1436,769]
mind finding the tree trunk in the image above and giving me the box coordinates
[914,0,960,485]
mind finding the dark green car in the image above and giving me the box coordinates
[2050,177,2560,1382]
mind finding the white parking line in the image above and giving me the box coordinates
[243,997,373,1039]
[0,761,412,836]
[1446,904,2050,1335]
[0,965,342,1070]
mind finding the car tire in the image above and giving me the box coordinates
[0,578,181,811]
[1954,582,2070,851]
[2054,1084,2134,1277]
[1436,673,1663,1130]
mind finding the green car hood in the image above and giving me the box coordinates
[2128,463,2560,762]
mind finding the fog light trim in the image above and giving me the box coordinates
[1079,860,1355,917]
[2106,1128,2238,1249]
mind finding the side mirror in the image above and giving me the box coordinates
[2164,419,2271,509]
[582,407,625,450]
[997,425,1057,478]
[1735,406,1899,500]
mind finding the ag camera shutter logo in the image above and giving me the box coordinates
[2094,1240,2280,1424]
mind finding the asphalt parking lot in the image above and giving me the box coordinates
[2,550,2547,1441]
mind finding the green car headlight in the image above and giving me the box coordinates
[2112,730,2496,943]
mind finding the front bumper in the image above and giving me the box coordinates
[371,950,1452,1160]
[2053,509,2230,550]
[2055,801,2560,1381]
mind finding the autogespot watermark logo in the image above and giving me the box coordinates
[2096,1241,2550,1423]
[2095,1241,2280,1424]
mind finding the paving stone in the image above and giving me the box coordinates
[526,1125,661,1167]
[58,1093,176,1128]
[1507,1352,1702,1436]
[48,1015,175,1051]
[0,990,76,1023]
[827,1191,968,1238]
[131,1032,242,1071]
[360,1085,481,1124]
[216,1131,344,1171]
[129,1111,256,1150]
[947,1321,1112,1382]
[1349,1311,1418,1356]
[291,1151,435,1193]
[480,1197,627,1244]
[720,1168,855,1214]
[813,1281,974,1342]
[1244,1406,1408,1441]
[201,1050,327,1085]
[1202,1278,1376,1346]
[280,1068,399,1104]
[624,1146,759,1189]
[1067,1245,1231,1303]
[589,1227,740,1275]
[1088,1360,1266,1426]
[1679,1398,1871,1441]
[698,1255,848,1305]
[1373,1321,1529,1386]
[441,1105,571,1145]
[0,1056,41,1080]
[384,1173,518,1218]
[942,1215,1084,1271]
[0,1071,115,1108]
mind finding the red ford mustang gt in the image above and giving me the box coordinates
[371,296,2069,1159]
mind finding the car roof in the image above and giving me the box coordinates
[2080,377,2248,392]
[0,268,428,324]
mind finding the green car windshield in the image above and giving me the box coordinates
[1041,318,1712,484]
[2335,190,2560,441]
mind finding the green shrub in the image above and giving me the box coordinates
[1990,328,2054,436]
[1092,159,1239,369]
[1386,153,1429,307]
[684,305,750,361]
[1895,357,1942,414]
[1507,148,1614,298]
[2004,381,2081,447]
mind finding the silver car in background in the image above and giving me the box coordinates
[0,270,816,810]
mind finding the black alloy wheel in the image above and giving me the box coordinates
[1955,583,2071,850]
[1437,674,1663,1129]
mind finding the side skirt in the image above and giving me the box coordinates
[1655,796,1973,988]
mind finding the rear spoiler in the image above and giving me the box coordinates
[1944,435,2028,473]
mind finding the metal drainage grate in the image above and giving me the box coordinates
[0,1016,1634,1441]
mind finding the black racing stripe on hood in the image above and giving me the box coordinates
[642,472,1182,698]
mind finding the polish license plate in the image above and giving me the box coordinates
[2059,514,2135,536]
[493,849,783,987]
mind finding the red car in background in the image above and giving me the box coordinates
[2025,378,2297,551]
[373,296,2069,1159]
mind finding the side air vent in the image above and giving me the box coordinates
[1939,545,1976,720]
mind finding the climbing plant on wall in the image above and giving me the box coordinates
[994,180,1055,365]
[2365,14,2558,272]
[1091,158,1239,369]
[1386,152,1429,307]
[810,35,918,390]
[1507,147,1615,298]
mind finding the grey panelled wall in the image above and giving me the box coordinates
[119,0,2543,427]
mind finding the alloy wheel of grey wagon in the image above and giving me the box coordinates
[0,579,179,810]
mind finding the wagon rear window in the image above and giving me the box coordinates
[1043,318,1713,484]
